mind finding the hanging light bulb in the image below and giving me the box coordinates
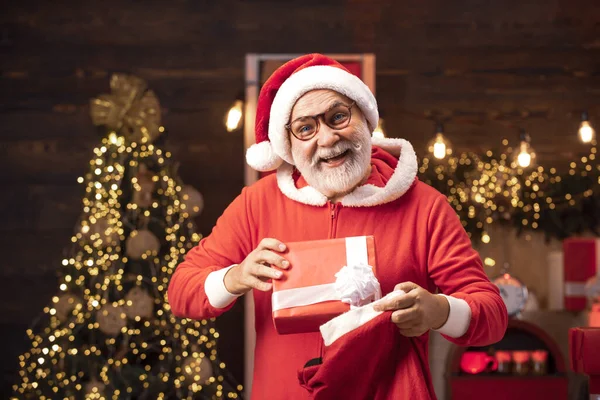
[372,118,386,139]
[578,111,595,143]
[428,123,451,160]
[516,129,535,168]
[224,99,244,132]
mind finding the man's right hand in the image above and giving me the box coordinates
[223,238,289,295]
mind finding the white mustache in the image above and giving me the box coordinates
[312,141,361,165]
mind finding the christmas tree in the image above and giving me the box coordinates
[12,74,243,399]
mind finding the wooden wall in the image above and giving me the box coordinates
[2,0,600,397]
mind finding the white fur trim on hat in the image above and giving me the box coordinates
[268,65,379,166]
[246,141,284,172]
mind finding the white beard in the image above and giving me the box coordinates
[292,131,372,198]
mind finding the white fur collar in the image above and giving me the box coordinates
[276,138,418,207]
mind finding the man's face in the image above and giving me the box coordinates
[289,90,372,198]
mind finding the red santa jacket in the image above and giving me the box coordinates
[168,140,508,400]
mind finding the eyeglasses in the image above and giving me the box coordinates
[285,101,356,141]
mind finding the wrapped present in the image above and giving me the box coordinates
[562,238,599,311]
[569,327,600,395]
[271,236,381,335]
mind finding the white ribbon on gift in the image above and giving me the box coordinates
[271,236,382,312]
[565,282,587,297]
[565,238,600,298]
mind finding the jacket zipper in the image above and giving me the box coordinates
[327,201,340,239]
[320,201,341,359]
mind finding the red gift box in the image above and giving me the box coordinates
[271,236,378,335]
[562,238,600,311]
[569,327,600,395]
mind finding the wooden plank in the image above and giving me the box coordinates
[377,45,600,75]
[3,1,597,50]
[0,109,97,140]
[0,134,244,181]
[0,179,242,232]
[4,66,599,103]
[2,2,354,46]
[0,104,239,141]
[0,138,96,183]
[0,275,58,324]
[4,43,600,79]
[376,86,600,115]
[0,230,73,277]
[0,74,243,111]
[1,43,245,76]
[0,184,82,231]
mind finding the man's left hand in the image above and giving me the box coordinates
[373,282,450,337]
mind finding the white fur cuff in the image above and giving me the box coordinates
[204,265,243,309]
[432,294,472,338]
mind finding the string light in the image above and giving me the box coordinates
[420,133,598,246]
[224,99,244,132]
[579,111,596,144]
[516,129,535,168]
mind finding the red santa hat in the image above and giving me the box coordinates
[245,53,379,172]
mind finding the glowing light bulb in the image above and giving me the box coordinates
[579,120,595,143]
[433,136,447,159]
[517,140,532,167]
[516,130,534,168]
[517,150,531,168]
[109,132,118,144]
[429,123,450,160]
[225,100,243,132]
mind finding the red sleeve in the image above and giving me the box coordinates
[426,194,508,346]
[167,187,255,320]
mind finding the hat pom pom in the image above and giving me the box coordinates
[246,141,284,171]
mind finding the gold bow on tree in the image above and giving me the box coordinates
[90,73,162,144]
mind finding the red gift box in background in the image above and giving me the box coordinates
[271,236,377,335]
[562,238,599,311]
[569,327,600,395]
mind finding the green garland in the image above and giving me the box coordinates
[418,142,600,243]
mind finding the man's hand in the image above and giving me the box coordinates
[373,281,450,337]
[223,238,289,295]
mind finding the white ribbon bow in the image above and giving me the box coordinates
[334,263,381,307]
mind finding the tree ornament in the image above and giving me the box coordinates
[124,287,154,319]
[90,74,162,144]
[53,293,83,323]
[182,355,213,383]
[133,164,156,208]
[180,185,204,217]
[84,378,106,397]
[125,229,161,260]
[96,305,126,336]
[86,216,120,247]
